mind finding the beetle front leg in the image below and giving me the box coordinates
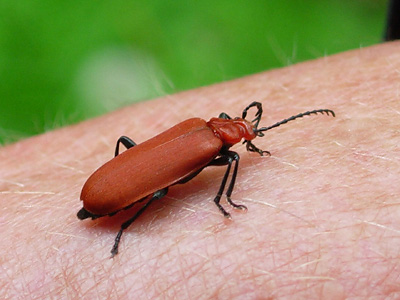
[115,136,137,157]
[111,188,168,258]
[245,140,271,156]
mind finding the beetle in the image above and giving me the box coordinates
[77,101,335,257]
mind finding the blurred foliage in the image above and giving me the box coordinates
[0,0,387,144]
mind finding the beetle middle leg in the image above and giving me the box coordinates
[115,136,137,157]
[208,150,247,218]
[111,188,168,258]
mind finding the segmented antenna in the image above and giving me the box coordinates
[255,109,335,133]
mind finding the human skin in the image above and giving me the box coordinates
[1,42,400,299]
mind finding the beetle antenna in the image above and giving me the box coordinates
[242,101,263,129]
[255,109,335,133]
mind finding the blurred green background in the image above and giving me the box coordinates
[0,0,387,144]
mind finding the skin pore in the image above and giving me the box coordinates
[1,42,400,299]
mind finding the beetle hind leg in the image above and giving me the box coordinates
[110,188,168,258]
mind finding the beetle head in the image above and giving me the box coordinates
[241,101,335,156]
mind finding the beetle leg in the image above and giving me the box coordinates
[245,140,271,156]
[110,188,168,258]
[224,152,248,212]
[176,168,204,184]
[207,155,232,218]
[241,101,263,128]
[209,150,246,218]
[218,112,232,119]
[115,136,137,157]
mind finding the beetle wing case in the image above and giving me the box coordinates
[80,118,223,216]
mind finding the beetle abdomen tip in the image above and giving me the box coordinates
[77,207,93,220]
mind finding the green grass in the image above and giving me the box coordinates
[0,0,386,144]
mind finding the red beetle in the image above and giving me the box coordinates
[77,102,335,256]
